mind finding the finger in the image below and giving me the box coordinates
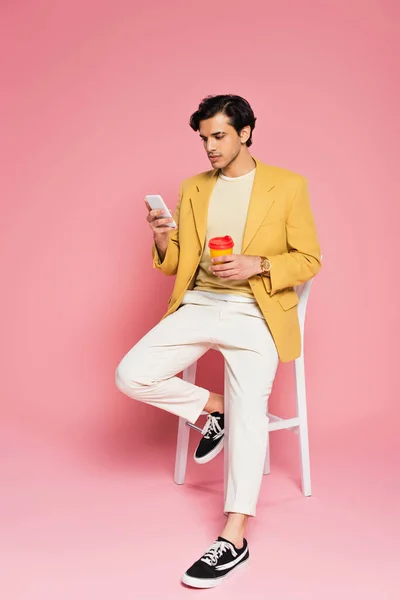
[215,269,238,278]
[151,209,166,218]
[151,217,177,227]
[144,199,151,211]
[147,209,166,222]
[210,261,237,272]
[150,224,176,233]
[152,217,174,227]
[211,254,237,264]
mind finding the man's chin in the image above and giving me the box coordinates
[209,157,224,168]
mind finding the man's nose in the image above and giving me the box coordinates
[206,140,216,153]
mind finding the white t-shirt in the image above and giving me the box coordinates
[194,168,256,298]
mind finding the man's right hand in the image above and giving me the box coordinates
[144,199,177,238]
[145,199,177,262]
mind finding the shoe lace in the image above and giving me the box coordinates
[201,541,237,567]
[201,414,222,439]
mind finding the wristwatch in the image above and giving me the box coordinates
[259,256,271,276]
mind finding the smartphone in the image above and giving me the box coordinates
[145,194,177,228]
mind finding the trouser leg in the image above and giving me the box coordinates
[115,304,213,424]
[215,305,279,517]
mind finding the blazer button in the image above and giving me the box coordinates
[198,250,201,256]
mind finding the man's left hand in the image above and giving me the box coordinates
[209,254,263,280]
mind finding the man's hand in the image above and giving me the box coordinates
[145,199,177,262]
[144,199,177,237]
[209,254,263,280]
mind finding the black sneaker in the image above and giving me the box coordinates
[194,411,224,464]
[182,536,249,588]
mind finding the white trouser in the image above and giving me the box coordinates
[115,291,279,516]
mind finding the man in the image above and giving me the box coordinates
[115,95,321,588]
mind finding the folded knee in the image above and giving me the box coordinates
[115,363,142,393]
[115,362,156,399]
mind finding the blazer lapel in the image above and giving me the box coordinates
[190,169,218,250]
[189,158,277,253]
[241,158,277,252]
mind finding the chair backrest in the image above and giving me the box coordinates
[295,279,314,334]
[295,256,322,336]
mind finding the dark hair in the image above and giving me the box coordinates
[189,95,257,147]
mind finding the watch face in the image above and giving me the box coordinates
[262,259,270,273]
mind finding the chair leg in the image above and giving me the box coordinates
[263,431,271,475]
[174,362,198,485]
[294,356,312,496]
[174,417,190,485]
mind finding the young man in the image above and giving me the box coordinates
[115,95,321,588]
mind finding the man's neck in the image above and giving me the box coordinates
[220,153,256,179]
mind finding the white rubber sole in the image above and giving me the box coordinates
[181,556,250,588]
[193,436,224,464]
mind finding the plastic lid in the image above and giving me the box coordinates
[208,236,234,250]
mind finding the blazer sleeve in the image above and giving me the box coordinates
[267,177,321,295]
[152,183,182,276]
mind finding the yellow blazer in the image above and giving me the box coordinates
[153,157,321,362]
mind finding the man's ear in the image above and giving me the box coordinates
[240,126,251,144]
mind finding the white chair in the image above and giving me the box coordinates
[174,276,317,499]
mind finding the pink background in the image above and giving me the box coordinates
[1,0,399,598]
